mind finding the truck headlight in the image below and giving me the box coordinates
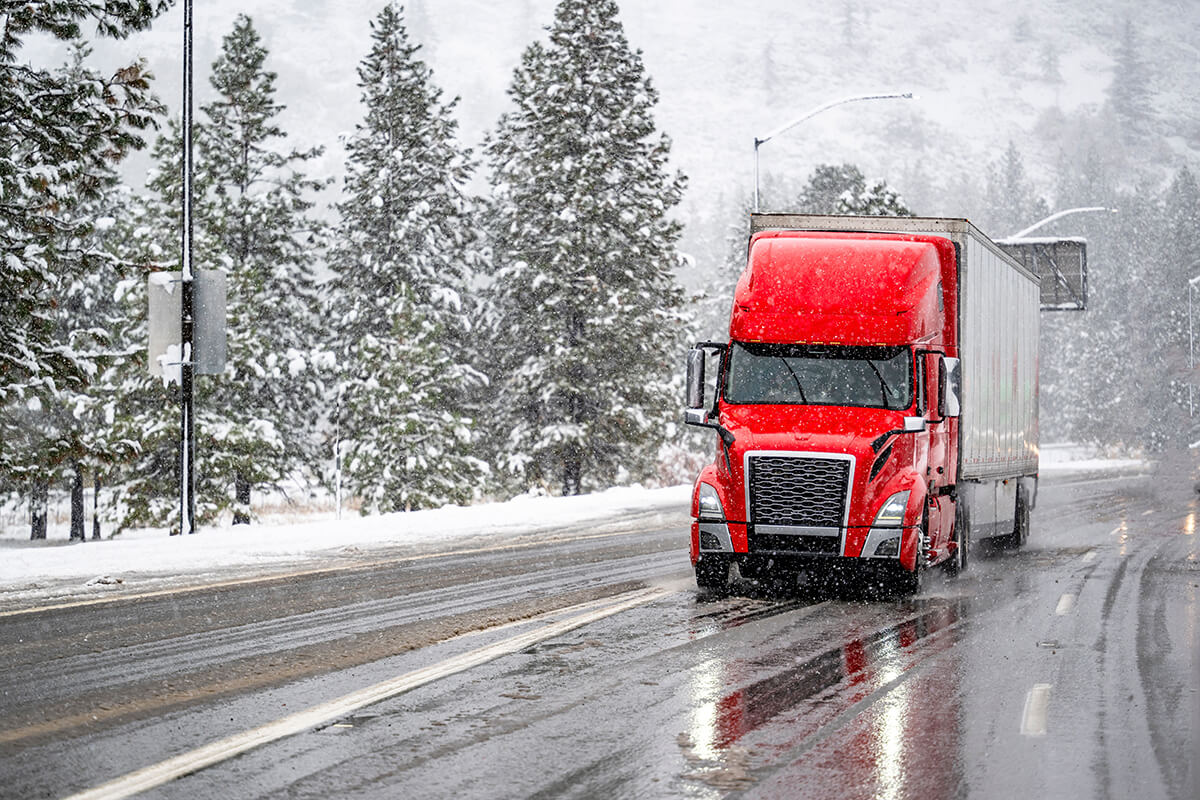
[873,491,910,528]
[697,483,724,520]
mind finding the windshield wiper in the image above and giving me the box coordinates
[778,357,808,403]
[865,360,892,408]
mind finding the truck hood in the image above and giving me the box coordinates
[720,403,905,459]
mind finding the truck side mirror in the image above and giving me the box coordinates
[686,348,706,410]
[942,357,961,418]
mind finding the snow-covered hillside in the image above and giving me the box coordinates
[23,0,1200,259]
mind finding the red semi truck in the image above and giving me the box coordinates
[685,214,1040,593]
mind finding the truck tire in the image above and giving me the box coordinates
[695,556,730,594]
[945,497,969,576]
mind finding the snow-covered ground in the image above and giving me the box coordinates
[0,485,691,607]
[1037,442,1148,474]
[0,444,1147,608]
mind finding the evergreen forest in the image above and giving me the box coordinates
[2,0,1197,540]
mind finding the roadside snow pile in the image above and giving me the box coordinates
[0,485,691,596]
[1038,443,1147,474]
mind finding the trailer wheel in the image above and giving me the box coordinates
[695,556,730,594]
[945,498,970,576]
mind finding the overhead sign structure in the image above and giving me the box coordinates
[148,270,227,381]
[995,237,1088,311]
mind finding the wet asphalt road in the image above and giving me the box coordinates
[0,465,1197,800]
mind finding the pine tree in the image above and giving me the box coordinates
[984,141,1048,235]
[1040,43,1063,85]
[795,163,913,216]
[1157,166,1200,446]
[484,0,689,496]
[328,3,488,513]
[761,39,779,103]
[0,3,167,535]
[1108,20,1154,142]
[200,16,330,522]
[131,16,330,527]
[98,166,187,531]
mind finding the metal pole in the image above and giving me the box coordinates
[180,0,196,534]
[753,139,761,213]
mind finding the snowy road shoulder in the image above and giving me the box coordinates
[1037,443,1148,476]
[0,485,691,609]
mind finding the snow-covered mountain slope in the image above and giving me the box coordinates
[25,1,1200,241]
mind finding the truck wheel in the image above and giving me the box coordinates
[945,499,969,576]
[695,556,730,594]
[893,556,925,596]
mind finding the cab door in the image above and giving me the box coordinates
[923,352,955,553]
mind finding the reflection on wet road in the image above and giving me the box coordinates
[696,601,963,754]
[1,465,1197,800]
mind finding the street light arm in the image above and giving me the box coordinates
[1010,206,1118,239]
[752,91,914,213]
[756,92,914,146]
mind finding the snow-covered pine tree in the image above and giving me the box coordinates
[794,163,913,217]
[0,4,166,536]
[1152,166,1200,446]
[983,142,1048,235]
[1108,20,1154,144]
[328,3,488,512]
[200,15,330,523]
[133,15,330,526]
[97,152,187,532]
[484,0,689,496]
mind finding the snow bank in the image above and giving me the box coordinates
[0,485,691,597]
[1038,442,1147,474]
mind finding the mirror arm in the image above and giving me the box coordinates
[685,409,736,447]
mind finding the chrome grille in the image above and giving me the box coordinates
[748,455,851,527]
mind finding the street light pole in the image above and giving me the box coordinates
[753,91,914,213]
[1189,274,1200,419]
[180,0,196,535]
[1009,206,1119,239]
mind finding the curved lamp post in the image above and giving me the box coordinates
[753,91,914,213]
[1189,272,1200,422]
[1009,206,1119,239]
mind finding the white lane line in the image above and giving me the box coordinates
[1082,550,1097,564]
[1020,683,1052,736]
[63,587,666,800]
[1054,593,1076,616]
[1109,526,1123,536]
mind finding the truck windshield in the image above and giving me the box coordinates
[723,342,912,409]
